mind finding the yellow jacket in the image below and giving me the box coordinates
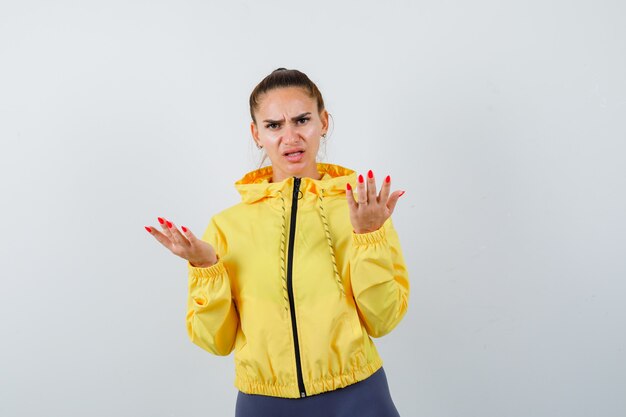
[185,162,410,398]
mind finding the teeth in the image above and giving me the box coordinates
[286,151,302,156]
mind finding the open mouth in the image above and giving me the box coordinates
[284,150,304,161]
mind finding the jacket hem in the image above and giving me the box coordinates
[234,356,384,398]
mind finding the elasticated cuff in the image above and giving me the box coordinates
[352,225,386,246]
[187,258,226,279]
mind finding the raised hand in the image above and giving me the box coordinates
[145,217,218,267]
[346,170,405,234]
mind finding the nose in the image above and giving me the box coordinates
[282,123,301,143]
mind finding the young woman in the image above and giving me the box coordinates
[145,68,410,417]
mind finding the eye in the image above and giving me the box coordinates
[265,122,279,129]
[297,117,310,124]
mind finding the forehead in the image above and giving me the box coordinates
[256,87,316,116]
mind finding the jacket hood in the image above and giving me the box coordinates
[234,162,357,204]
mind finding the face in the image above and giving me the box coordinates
[250,87,329,183]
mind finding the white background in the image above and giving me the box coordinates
[1,0,625,416]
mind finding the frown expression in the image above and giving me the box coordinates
[251,87,329,183]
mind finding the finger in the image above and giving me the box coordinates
[180,225,200,246]
[182,227,218,265]
[159,216,173,239]
[346,182,358,212]
[386,190,403,216]
[356,173,367,205]
[160,217,183,247]
[378,174,391,205]
[366,170,377,203]
[167,219,189,247]
[146,226,174,250]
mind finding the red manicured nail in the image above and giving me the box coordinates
[399,190,406,197]
[145,226,152,233]
[368,170,373,179]
[166,220,172,228]
[346,183,352,191]
[158,217,165,224]
[181,226,187,232]
[358,174,364,183]
[385,175,390,183]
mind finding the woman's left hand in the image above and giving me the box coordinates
[346,170,405,234]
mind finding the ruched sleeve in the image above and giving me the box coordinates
[349,217,410,338]
[185,217,239,356]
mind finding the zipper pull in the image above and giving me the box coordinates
[293,177,301,199]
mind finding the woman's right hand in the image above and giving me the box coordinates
[145,217,218,267]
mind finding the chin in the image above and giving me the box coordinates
[282,160,315,176]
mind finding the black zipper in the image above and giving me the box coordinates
[286,176,307,398]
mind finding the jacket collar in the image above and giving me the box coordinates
[234,162,357,204]
[234,162,351,299]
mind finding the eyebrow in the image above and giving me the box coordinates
[262,112,311,124]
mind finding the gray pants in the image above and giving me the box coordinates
[235,367,401,417]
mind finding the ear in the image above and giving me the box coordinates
[250,121,260,147]
[320,109,329,133]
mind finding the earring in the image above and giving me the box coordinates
[321,133,327,141]
[256,143,263,149]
